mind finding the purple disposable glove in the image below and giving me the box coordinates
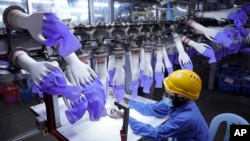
[43,13,82,56]
[242,48,250,53]
[155,72,164,88]
[202,45,216,63]
[32,67,82,101]
[214,32,233,47]
[242,4,250,13]
[181,62,193,70]
[65,97,88,124]
[235,26,249,38]
[166,67,173,75]
[108,69,115,86]
[82,79,107,121]
[141,75,153,94]
[113,85,125,102]
[228,9,248,27]
[130,80,140,98]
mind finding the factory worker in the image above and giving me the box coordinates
[114,69,211,141]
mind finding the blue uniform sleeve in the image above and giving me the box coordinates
[128,111,194,140]
[128,100,169,118]
[129,116,159,139]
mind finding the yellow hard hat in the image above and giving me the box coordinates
[163,69,202,100]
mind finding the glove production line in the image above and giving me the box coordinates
[0,0,249,141]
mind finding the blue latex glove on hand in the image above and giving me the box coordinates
[141,75,153,94]
[65,97,88,124]
[155,72,164,88]
[113,85,125,102]
[82,79,107,121]
[130,80,139,98]
[32,67,82,101]
[43,13,82,56]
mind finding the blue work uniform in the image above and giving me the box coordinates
[128,100,211,141]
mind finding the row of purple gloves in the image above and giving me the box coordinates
[108,57,174,101]
[32,67,107,124]
[108,44,217,101]
[39,13,108,124]
[210,4,249,48]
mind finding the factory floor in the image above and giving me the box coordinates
[0,53,250,141]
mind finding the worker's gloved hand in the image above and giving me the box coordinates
[65,97,88,124]
[82,79,107,121]
[63,53,97,86]
[228,9,248,27]
[130,80,139,98]
[113,85,125,102]
[32,67,82,101]
[109,108,123,119]
[141,75,153,94]
[43,13,82,56]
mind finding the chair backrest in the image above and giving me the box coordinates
[209,113,249,141]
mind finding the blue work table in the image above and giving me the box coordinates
[30,94,168,141]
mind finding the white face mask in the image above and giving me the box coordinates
[163,96,173,107]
